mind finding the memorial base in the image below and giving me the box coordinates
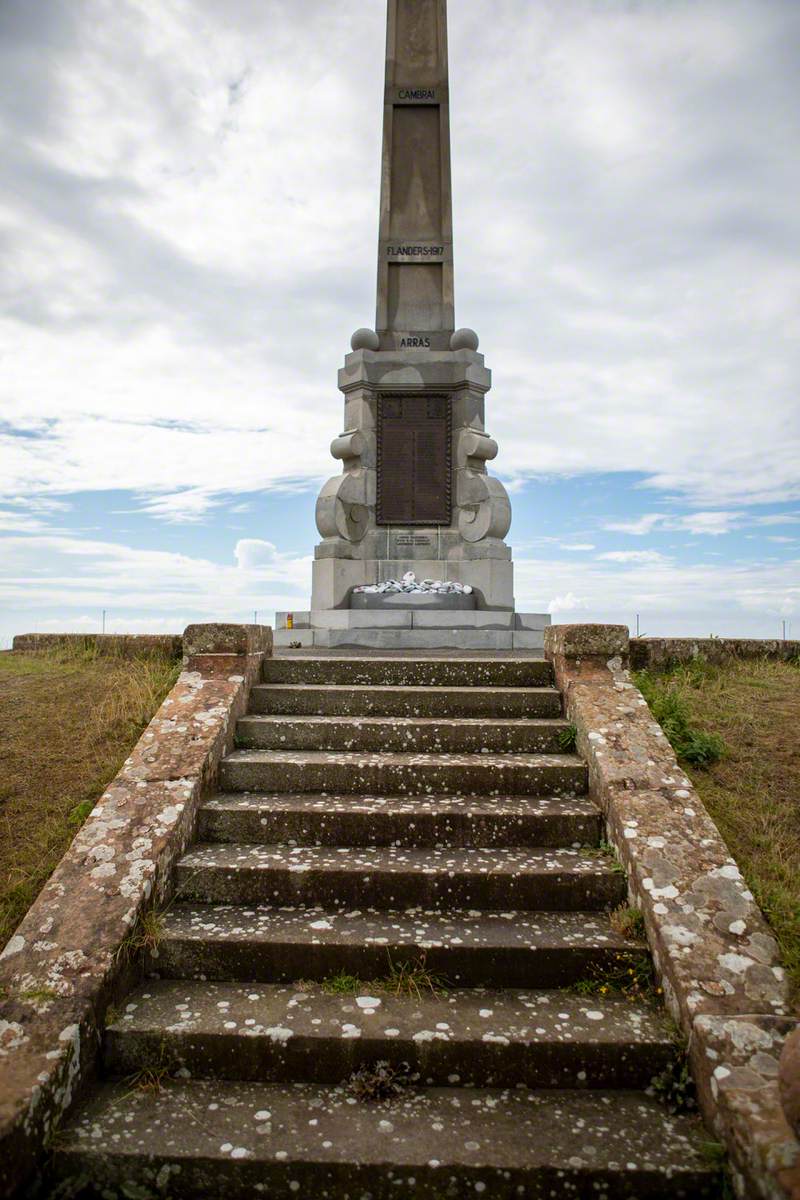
[274,610,550,651]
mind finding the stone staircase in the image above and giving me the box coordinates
[53,655,720,1198]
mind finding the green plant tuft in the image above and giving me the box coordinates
[570,952,659,1002]
[650,1055,697,1114]
[635,668,726,768]
[321,971,364,995]
[557,723,578,752]
[610,905,646,940]
[381,952,449,999]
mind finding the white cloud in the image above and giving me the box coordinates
[603,514,666,536]
[234,538,278,569]
[0,0,798,519]
[559,543,595,552]
[602,510,777,537]
[548,592,589,614]
[598,550,669,564]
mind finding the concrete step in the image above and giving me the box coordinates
[175,844,625,911]
[219,749,587,797]
[156,904,647,988]
[236,715,572,755]
[250,682,563,718]
[54,1079,719,1199]
[105,980,677,1090]
[175,844,623,907]
[197,792,603,848]
[263,656,553,687]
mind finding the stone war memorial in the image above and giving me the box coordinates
[2,4,798,1200]
[275,0,547,650]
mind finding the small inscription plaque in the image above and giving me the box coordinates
[377,394,451,526]
[393,87,438,104]
[386,244,445,259]
[395,533,434,548]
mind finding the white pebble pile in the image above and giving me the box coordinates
[354,571,473,595]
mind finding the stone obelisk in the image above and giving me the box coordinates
[299,0,541,648]
[376,0,454,351]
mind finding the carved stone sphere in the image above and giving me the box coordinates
[351,327,380,352]
[451,327,479,352]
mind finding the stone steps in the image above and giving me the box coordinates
[250,682,563,717]
[197,792,603,848]
[54,1079,719,1199]
[219,749,588,797]
[236,714,571,754]
[263,656,553,687]
[51,651,717,1198]
[105,981,678,1090]
[174,843,625,910]
[154,903,646,988]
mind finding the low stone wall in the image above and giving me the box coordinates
[631,636,800,672]
[11,633,183,659]
[545,624,800,1200]
[0,624,272,1199]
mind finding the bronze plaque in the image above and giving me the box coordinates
[377,393,451,525]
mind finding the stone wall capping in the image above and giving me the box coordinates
[182,622,273,661]
[631,636,800,671]
[0,623,273,1199]
[545,622,800,1200]
[10,633,182,660]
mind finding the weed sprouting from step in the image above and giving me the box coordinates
[580,840,626,876]
[649,1054,698,1115]
[381,952,449,1000]
[115,908,165,964]
[570,953,660,1002]
[609,905,646,941]
[557,723,578,752]
[321,970,364,995]
[123,1041,180,1099]
[349,1060,412,1103]
[698,1141,735,1197]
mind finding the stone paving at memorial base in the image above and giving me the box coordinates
[51,651,721,1197]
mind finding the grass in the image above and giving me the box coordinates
[580,840,626,875]
[0,644,180,948]
[570,952,660,1002]
[122,1040,179,1098]
[635,656,800,1006]
[321,970,364,995]
[116,909,166,964]
[319,953,450,1001]
[557,722,578,752]
[636,664,726,767]
[610,905,646,940]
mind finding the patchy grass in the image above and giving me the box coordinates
[636,666,726,767]
[580,840,626,875]
[0,645,180,948]
[649,1053,698,1116]
[123,1040,179,1098]
[321,970,363,995]
[570,952,660,1002]
[635,656,800,1005]
[116,909,166,964]
[610,905,646,941]
[382,952,449,999]
[557,722,577,752]
[317,954,450,1001]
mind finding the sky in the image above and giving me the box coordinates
[1,0,799,646]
